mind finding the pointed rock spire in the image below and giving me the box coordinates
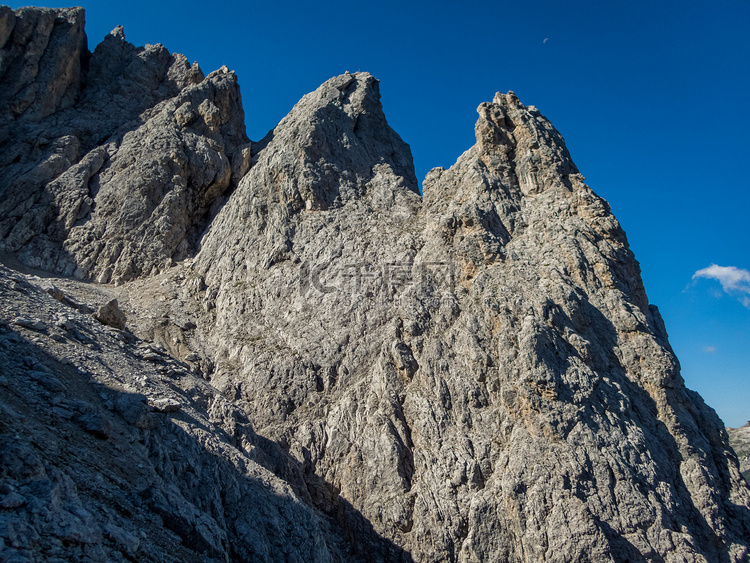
[251,71,418,212]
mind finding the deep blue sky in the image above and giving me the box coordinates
[10,1,750,426]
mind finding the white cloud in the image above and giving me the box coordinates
[704,346,716,353]
[693,264,750,307]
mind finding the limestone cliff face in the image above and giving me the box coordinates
[0,7,748,563]
[183,78,750,561]
[0,7,249,284]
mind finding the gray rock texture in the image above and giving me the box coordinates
[0,264,366,561]
[727,423,750,486]
[180,78,750,562]
[95,298,126,329]
[0,6,749,562]
[0,7,249,284]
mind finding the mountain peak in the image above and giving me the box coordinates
[109,24,125,40]
[0,7,748,562]
[259,70,419,210]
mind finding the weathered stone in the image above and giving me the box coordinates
[113,393,152,428]
[102,523,139,556]
[0,491,26,509]
[188,73,750,562]
[728,423,750,486]
[0,7,86,120]
[53,314,75,330]
[95,299,126,330]
[149,397,181,413]
[36,280,64,301]
[13,317,45,332]
[27,369,65,393]
[0,7,248,284]
[76,413,111,439]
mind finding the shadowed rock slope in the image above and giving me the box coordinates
[1,6,749,562]
[0,263,370,562]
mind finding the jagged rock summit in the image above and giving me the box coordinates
[0,6,249,284]
[1,6,749,562]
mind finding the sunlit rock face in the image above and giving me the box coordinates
[0,6,748,562]
[0,6,249,284]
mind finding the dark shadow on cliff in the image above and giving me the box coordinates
[536,290,750,562]
[0,323,413,562]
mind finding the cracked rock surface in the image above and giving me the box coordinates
[0,263,382,561]
[0,7,249,284]
[727,424,750,486]
[0,6,749,562]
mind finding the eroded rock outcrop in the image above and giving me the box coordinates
[176,77,750,561]
[1,6,748,563]
[0,264,360,561]
[0,8,249,283]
